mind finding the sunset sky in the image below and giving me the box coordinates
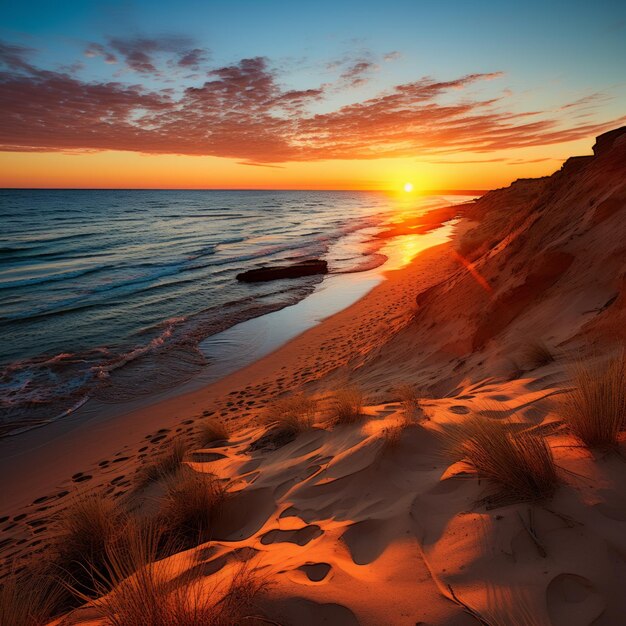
[1,0,625,190]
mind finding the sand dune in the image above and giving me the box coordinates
[2,127,626,625]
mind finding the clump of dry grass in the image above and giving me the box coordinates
[0,564,62,626]
[140,437,188,483]
[197,419,229,447]
[561,351,626,449]
[160,468,229,546]
[51,493,123,591]
[522,340,555,370]
[330,387,364,425]
[85,521,266,626]
[444,417,558,505]
[265,393,317,435]
[395,384,423,420]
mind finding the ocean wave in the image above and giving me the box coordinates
[0,188,427,436]
[0,264,112,291]
[331,253,389,274]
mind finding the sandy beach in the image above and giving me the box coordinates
[2,126,626,625]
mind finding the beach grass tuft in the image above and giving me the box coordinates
[444,417,558,505]
[561,351,626,449]
[140,437,188,483]
[197,418,229,447]
[0,563,62,626]
[83,520,266,626]
[522,340,555,370]
[159,468,229,547]
[330,387,365,425]
[49,492,124,606]
[395,383,423,420]
[265,393,317,435]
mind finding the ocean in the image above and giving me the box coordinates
[0,189,467,436]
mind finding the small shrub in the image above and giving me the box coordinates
[445,417,558,505]
[522,340,555,369]
[330,387,364,425]
[160,468,228,546]
[562,352,626,449]
[141,437,188,483]
[197,419,229,447]
[265,393,317,435]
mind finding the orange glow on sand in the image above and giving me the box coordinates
[452,250,493,294]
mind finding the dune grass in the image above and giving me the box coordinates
[84,521,266,626]
[522,340,555,370]
[1,493,126,620]
[197,419,229,447]
[0,564,62,626]
[330,387,364,425]
[562,351,626,449]
[160,468,229,547]
[140,437,188,483]
[265,393,317,435]
[51,493,124,596]
[395,384,423,420]
[444,417,558,505]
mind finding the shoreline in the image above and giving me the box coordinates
[4,127,625,626]
[0,228,459,518]
[0,192,468,441]
[0,244,454,516]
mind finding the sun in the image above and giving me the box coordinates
[403,182,413,193]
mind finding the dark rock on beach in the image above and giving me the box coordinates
[236,259,328,282]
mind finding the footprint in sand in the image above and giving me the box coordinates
[296,562,332,582]
[260,524,323,546]
[447,404,470,415]
[546,573,604,626]
[71,473,92,483]
[341,519,394,565]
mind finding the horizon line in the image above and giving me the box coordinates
[0,187,489,195]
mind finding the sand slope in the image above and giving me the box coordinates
[2,128,626,625]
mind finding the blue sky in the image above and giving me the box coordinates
[1,0,625,188]
[4,0,625,95]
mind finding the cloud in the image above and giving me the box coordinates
[177,47,208,70]
[338,60,376,88]
[0,41,36,72]
[559,92,612,110]
[383,51,401,62]
[0,46,623,164]
[85,36,209,74]
[85,43,118,64]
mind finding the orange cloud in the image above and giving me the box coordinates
[1,43,624,166]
